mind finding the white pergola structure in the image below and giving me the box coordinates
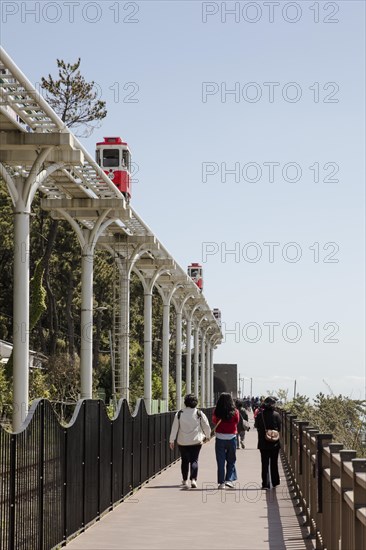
[0,47,222,429]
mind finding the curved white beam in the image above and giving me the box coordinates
[28,162,65,205]
[24,146,54,207]
[0,162,18,204]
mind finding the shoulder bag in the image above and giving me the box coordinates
[262,413,280,442]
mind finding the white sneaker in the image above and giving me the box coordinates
[218,483,225,489]
[225,481,235,489]
[181,480,188,488]
[191,480,197,489]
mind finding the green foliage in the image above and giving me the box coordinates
[5,254,47,378]
[282,392,366,457]
[29,260,47,330]
[95,353,113,403]
[0,364,51,421]
[0,365,12,421]
[46,353,81,403]
[282,392,311,417]
[29,368,51,402]
[0,183,14,342]
[41,58,107,136]
[129,340,144,408]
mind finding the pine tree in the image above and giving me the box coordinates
[41,58,107,136]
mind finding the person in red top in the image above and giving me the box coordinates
[212,393,240,489]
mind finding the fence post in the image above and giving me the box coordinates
[63,426,68,545]
[315,433,332,550]
[281,411,287,454]
[97,400,101,520]
[316,434,332,513]
[38,400,45,550]
[352,458,366,550]
[298,421,309,476]
[287,414,296,459]
[339,450,357,550]
[327,443,343,550]
[9,433,16,549]
[110,417,114,509]
[82,401,86,531]
[302,427,319,536]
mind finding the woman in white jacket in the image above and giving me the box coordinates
[169,394,211,489]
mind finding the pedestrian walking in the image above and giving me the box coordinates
[169,394,211,489]
[254,396,281,489]
[212,393,239,489]
[235,399,249,449]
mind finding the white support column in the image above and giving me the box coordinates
[12,197,30,430]
[175,311,182,410]
[193,327,199,398]
[144,289,152,414]
[59,209,116,404]
[186,318,192,394]
[80,243,94,399]
[7,146,54,431]
[200,331,206,407]
[206,339,210,407]
[162,301,170,405]
[139,267,171,415]
[119,268,130,400]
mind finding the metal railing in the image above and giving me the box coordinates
[281,411,366,550]
[0,399,213,549]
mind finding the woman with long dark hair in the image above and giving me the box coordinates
[254,396,281,489]
[212,393,239,489]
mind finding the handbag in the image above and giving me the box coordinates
[265,429,280,442]
[262,413,280,442]
[242,418,250,431]
[238,413,250,432]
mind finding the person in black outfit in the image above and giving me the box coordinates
[254,396,281,489]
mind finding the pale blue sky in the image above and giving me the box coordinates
[2,1,365,400]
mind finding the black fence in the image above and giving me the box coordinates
[0,399,214,550]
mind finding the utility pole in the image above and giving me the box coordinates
[250,377,253,397]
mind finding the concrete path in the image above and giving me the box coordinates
[66,422,315,550]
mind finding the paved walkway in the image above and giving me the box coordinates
[66,422,315,550]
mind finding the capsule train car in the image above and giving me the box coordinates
[96,137,132,201]
[213,308,222,327]
[188,263,203,292]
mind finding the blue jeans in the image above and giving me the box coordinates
[215,437,237,484]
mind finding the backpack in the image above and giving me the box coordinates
[177,409,202,420]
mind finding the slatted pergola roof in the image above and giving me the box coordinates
[0,46,222,338]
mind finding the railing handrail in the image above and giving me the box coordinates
[281,410,366,550]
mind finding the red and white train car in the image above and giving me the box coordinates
[96,137,132,200]
[213,308,222,327]
[188,263,203,292]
